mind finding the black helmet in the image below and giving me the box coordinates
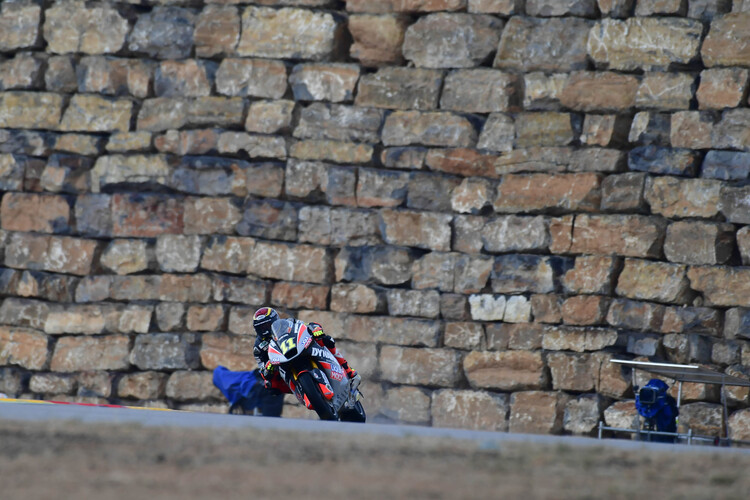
[253,307,279,338]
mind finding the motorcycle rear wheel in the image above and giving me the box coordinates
[298,372,338,421]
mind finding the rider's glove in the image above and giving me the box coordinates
[260,360,274,380]
[308,322,325,338]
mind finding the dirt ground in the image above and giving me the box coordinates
[1,419,749,500]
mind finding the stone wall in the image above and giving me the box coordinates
[1,0,750,437]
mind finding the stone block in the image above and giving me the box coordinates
[187,97,246,129]
[701,13,750,67]
[441,293,469,320]
[110,275,160,302]
[561,295,610,325]
[0,53,44,91]
[386,289,440,318]
[603,400,639,430]
[670,110,714,149]
[564,394,608,435]
[688,266,750,307]
[509,391,570,435]
[342,314,441,346]
[130,333,200,371]
[601,172,648,212]
[217,132,286,160]
[739,227,750,265]
[200,236,254,275]
[514,112,580,148]
[0,154,26,190]
[155,60,213,98]
[407,172,461,212]
[571,214,666,258]
[379,209,452,251]
[616,258,692,304]
[594,353,631,398]
[289,63,359,103]
[495,17,591,72]
[729,408,750,441]
[160,274,212,303]
[271,282,329,310]
[712,109,750,151]
[588,17,703,70]
[494,173,601,214]
[77,56,153,98]
[664,221,735,265]
[195,5,240,58]
[338,245,410,285]
[454,255,494,294]
[0,326,48,370]
[0,2,40,51]
[606,298,665,331]
[468,294,506,321]
[0,298,54,330]
[541,326,619,352]
[104,132,150,154]
[348,14,409,66]
[29,373,76,396]
[236,199,297,241]
[216,58,287,99]
[14,270,79,303]
[441,69,519,113]
[187,305,225,332]
[118,372,168,400]
[91,155,170,193]
[294,103,383,143]
[6,233,99,276]
[0,91,63,130]
[167,371,222,401]
[562,255,621,295]
[75,276,111,303]
[184,196,242,235]
[697,68,749,109]
[688,0,733,19]
[44,2,129,54]
[112,193,183,237]
[635,0,688,15]
[156,235,202,273]
[212,275,268,306]
[722,185,750,224]
[661,306,723,336]
[450,178,494,215]
[403,13,502,68]
[51,335,131,372]
[560,71,639,112]
[379,346,461,387]
[330,283,385,313]
[679,402,723,436]
[289,139,372,164]
[548,352,597,392]
[468,0,523,13]
[411,252,457,292]
[100,239,150,275]
[248,241,332,284]
[662,333,713,364]
[580,115,631,147]
[635,72,695,110]
[476,113,514,153]
[629,111,671,146]
[702,150,750,180]
[156,303,185,332]
[527,0,599,15]
[245,100,295,134]
[645,176,722,219]
[128,6,195,59]
[382,110,476,147]
[530,295,563,324]
[432,390,508,431]
[522,72,568,111]
[237,7,343,60]
[481,216,549,254]
[630,146,700,177]
[379,386,431,424]
[444,322,485,351]
[1,193,70,234]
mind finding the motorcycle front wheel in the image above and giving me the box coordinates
[297,371,338,421]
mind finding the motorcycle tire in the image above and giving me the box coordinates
[339,400,366,423]
[297,372,338,421]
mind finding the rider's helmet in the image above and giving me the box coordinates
[253,307,279,339]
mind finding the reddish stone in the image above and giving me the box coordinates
[1,193,70,233]
[561,295,610,325]
[271,282,330,310]
[112,193,184,237]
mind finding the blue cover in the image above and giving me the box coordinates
[635,378,678,434]
[212,366,262,408]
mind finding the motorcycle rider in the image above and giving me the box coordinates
[252,307,362,395]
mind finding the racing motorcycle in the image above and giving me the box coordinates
[267,318,366,422]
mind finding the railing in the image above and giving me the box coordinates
[597,421,745,447]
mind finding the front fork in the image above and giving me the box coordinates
[288,361,335,409]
